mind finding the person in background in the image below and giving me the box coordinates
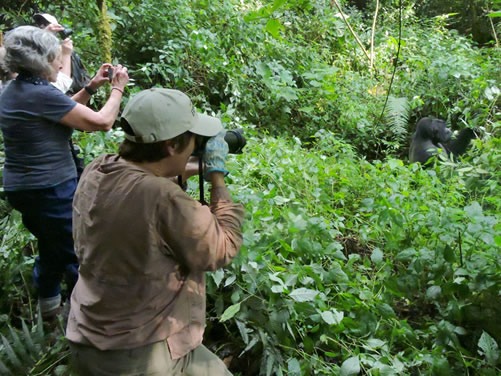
[32,13,75,93]
[0,25,129,319]
[53,37,74,93]
[33,12,90,94]
[67,88,245,375]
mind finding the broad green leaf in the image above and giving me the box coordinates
[464,202,483,218]
[211,269,224,287]
[432,358,452,375]
[478,331,499,366]
[289,288,319,302]
[220,303,241,322]
[320,309,344,325]
[266,18,283,39]
[271,285,285,293]
[372,364,396,376]
[426,285,442,300]
[359,289,373,300]
[340,356,360,376]
[287,357,301,375]
[370,248,384,264]
[377,303,396,318]
[495,234,501,247]
[484,86,500,100]
[395,248,417,261]
[224,274,236,287]
[366,338,386,349]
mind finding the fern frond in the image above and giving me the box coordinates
[385,95,410,143]
[8,325,32,363]
[35,306,46,353]
[0,315,56,375]
[1,335,23,371]
[0,357,13,375]
[21,320,37,355]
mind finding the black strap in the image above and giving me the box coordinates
[177,159,208,205]
[69,139,85,178]
[198,158,208,205]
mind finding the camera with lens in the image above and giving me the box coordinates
[193,128,246,156]
[59,28,74,39]
[191,128,246,204]
[33,13,73,39]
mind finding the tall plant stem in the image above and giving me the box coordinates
[370,0,380,70]
[330,0,371,63]
[488,14,499,47]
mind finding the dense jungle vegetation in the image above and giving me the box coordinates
[0,0,500,374]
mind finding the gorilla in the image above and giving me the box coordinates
[409,117,478,165]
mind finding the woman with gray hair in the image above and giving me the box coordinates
[0,25,129,319]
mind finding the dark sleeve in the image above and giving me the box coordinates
[38,84,78,123]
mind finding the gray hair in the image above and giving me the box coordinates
[0,47,10,82]
[3,25,60,78]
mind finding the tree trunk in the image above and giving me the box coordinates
[96,0,112,63]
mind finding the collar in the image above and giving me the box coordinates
[16,72,49,86]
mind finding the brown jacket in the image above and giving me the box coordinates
[66,154,244,359]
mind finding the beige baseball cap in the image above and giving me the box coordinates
[33,13,59,26]
[122,88,223,143]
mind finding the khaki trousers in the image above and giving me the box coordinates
[68,341,232,376]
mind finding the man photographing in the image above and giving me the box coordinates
[66,88,245,375]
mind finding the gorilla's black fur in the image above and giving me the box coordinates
[409,117,477,165]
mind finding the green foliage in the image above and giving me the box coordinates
[0,211,35,317]
[396,21,499,131]
[413,0,498,45]
[385,95,410,146]
[0,314,71,375]
[4,0,497,159]
[204,131,500,375]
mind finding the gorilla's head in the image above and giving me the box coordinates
[415,117,452,145]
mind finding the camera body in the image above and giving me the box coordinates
[223,129,246,154]
[193,128,246,157]
[33,13,73,39]
[59,28,74,39]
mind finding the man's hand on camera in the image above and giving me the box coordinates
[183,156,200,180]
[61,38,73,57]
[44,23,64,34]
[203,130,229,181]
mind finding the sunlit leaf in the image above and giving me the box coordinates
[340,356,360,376]
[289,288,319,302]
[320,309,344,325]
[220,303,241,322]
[287,357,301,375]
[478,331,499,366]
